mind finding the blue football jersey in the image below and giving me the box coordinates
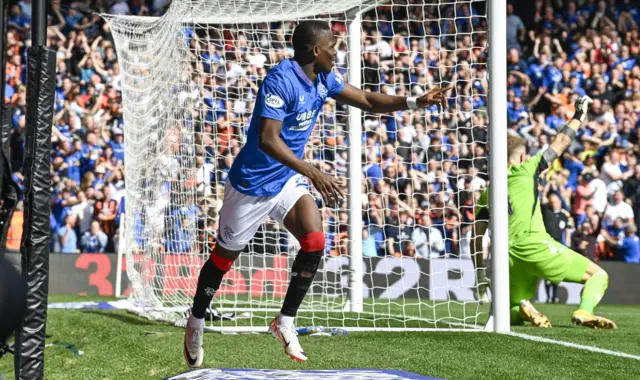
[228,59,345,196]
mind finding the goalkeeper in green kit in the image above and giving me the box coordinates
[471,95,616,329]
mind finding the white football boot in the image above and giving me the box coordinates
[268,316,307,362]
[183,314,204,368]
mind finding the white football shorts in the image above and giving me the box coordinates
[216,173,311,251]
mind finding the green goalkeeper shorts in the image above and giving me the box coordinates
[508,233,591,304]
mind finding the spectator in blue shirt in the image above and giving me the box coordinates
[57,215,79,254]
[362,228,378,257]
[545,108,566,130]
[507,48,528,73]
[109,128,125,163]
[65,147,83,184]
[81,133,103,175]
[81,220,108,253]
[165,212,194,254]
[7,4,29,33]
[52,189,76,227]
[606,217,626,242]
[527,54,549,88]
[604,224,640,264]
[616,46,636,72]
[507,97,527,124]
[561,1,580,26]
[63,8,83,34]
[363,152,383,187]
[543,57,564,92]
[563,153,585,191]
[567,76,586,96]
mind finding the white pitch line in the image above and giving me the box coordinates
[508,332,640,361]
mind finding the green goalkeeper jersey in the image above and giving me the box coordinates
[475,152,551,245]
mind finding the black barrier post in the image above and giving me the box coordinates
[0,0,8,261]
[14,0,55,378]
[0,0,21,263]
[0,101,21,253]
[31,0,46,47]
[0,0,5,106]
[0,0,23,364]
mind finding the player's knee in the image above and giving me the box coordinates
[297,232,325,278]
[292,249,323,279]
[299,231,325,253]
[594,269,609,286]
[210,246,240,271]
[584,267,608,283]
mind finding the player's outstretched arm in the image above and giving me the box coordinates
[258,117,344,205]
[334,84,451,114]
[546,96,593,160]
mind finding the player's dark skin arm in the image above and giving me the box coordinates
[258,117,344,204]
[334,84,450,114]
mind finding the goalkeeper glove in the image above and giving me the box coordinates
[573,95,593,123]
[474,268,491,305]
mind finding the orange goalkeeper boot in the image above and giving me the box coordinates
[571,309,617,329]
[519,300,552,328]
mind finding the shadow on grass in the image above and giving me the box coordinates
[81,310,161,326]
[513,324,577,332]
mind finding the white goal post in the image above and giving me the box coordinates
[106,0,509,333]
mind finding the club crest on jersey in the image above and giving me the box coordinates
[294,175,310,189]
[265,93,284,108]
[223,226,235,241]
[317,83,328,99]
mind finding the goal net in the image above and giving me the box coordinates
[105,0,493,332]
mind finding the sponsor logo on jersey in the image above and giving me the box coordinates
[299,95,305,104]
[317,83,328,99]
[265,93,284,108]
[335,75,343,84]
[291,109,317,131]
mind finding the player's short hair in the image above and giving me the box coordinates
[292,20,332,56]
[507,134,526,161]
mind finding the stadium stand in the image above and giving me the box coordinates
[2,0,638,265]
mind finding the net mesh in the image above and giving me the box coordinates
[105,0,491,332]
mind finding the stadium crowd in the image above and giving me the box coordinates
[1,0,639,264]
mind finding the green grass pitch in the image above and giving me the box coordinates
[1,296,639,380]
